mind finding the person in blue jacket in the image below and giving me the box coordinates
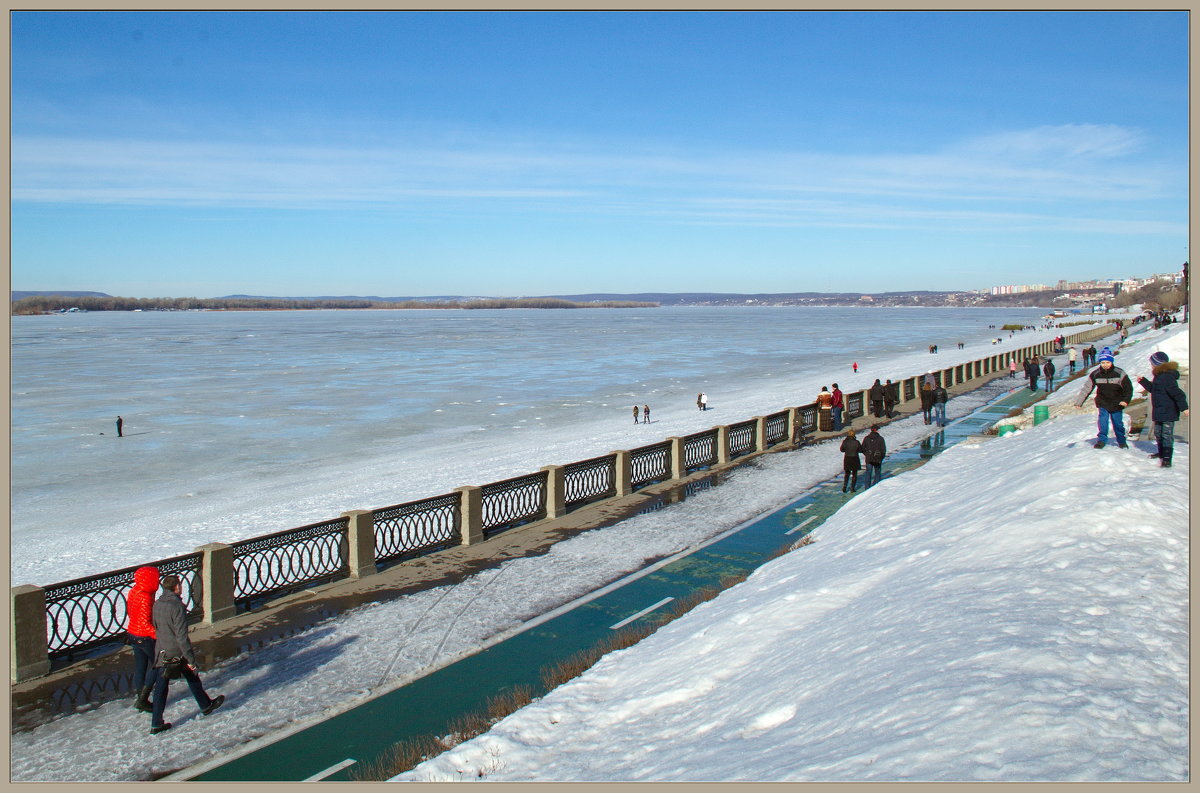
[1137,351,1189,468]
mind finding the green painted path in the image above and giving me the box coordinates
[180,384,1046,782]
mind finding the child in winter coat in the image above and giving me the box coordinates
[1137,351,1189,467]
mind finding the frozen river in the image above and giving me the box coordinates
[11,305,1056,583]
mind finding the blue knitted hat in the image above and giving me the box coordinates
[1098,347,1115,364]
[1150,351,1169,366]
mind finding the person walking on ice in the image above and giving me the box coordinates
[699,393,708,411]
[116,416,123,437]
[633,405,640,425]
[642,404,650,424]
[1075,347,1133,449]
[149,574,225,734]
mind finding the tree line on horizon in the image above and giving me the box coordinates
[10,295,660,314]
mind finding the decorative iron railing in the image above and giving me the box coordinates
[798,404,818,434]
[563,454,617,510]
[886,381,901,405]
[955,364,964,383]
[845,392,864,419]
[904,378,916,401]
[682,429,718,472]
[629,441,672,489]
[481,470,548,537]
[43,552,203,658]
[231,517,349,605]
[727,419,757,459]
[373,492,462,565]
[764,410,790,446]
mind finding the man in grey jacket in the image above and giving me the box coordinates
[149,574,225,734]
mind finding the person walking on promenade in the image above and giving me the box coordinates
[1043,357,1057,392]
[633,405,640,425]
[840,429,862,493]
[830,383,844,431]
[642,404,650,424]
[817,386,833,432]
[883,379,896,418]
[932,381,948,427]
[125,566,160,713]
[1137,351,1189,468]
[868,378,885,418]
[919,380,935,425]
[1024,356,1040,392]
[116,416,123,437]
[1068,346,1077,373]
[149,574,224,735]
[861,424,886,488]
[1075,347,1133,450]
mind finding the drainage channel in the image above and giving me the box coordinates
[180,384,1042,782]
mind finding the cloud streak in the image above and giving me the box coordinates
[11,125,1182,236]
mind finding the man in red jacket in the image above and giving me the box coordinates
[125,566,160,713]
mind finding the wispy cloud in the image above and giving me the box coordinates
[10,124,1182,235]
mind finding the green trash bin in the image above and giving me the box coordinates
[997,424,1017,436]
[1033,404,1049,425]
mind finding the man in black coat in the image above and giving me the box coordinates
[868,379,885,418]
[149,575,225,734]
[1137,351,1189,467]
[861,424,887,488]
[1042,358,1056,392]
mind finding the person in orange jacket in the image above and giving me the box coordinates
[125,566,160,713]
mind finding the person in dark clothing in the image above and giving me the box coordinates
[1042,358,1056,392]
[642,404,650,424]
[830,384,844,431]
[860,424,887,488]
[1025,357,1040,391]
[868,379,885,418]
[150,575,224,734]
[633,405,640,424]
[1075,347,1133,449]
[840,429,862,493]
[919,381,935,425]
[883,379,896,418]
[125,566,160,713]
[932,383,948,427]
[1137,351,1189,467]
[116,416,123,437]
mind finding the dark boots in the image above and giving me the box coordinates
[133,686,153,713]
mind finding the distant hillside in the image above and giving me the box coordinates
[12,290,111,300]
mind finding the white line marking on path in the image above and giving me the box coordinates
[304,759,356,781]
[785,516,818,535]
[610,598,675,630]
[793,503,812,513]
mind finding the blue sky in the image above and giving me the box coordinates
[10,11,1189,297]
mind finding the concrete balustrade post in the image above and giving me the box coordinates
[456,486,484,545]
[667,437,685,480]
[11,585,50,683]
[342,510,377,579]
[541,465,566,519]
[196,543,237,625]
[753,416,767,453]
[715,426,731,465]
[613,450,633,497]
[786,408,800,445]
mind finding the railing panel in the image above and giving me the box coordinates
[481,471,548,537]
[728,419,757,458]
[44,552,203,658]
[845,392,864,419]
[797,404,818,435]
[231,517,349,604]
[904,378,916,402]
[563,454,617,510]
[630,441,672,489]
[764,410,790,446]
[373,492,462,565]
[682,429,718,472]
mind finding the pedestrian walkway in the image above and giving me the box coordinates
[176,383,1049,782]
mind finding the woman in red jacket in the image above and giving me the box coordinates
[126,566,160,712]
